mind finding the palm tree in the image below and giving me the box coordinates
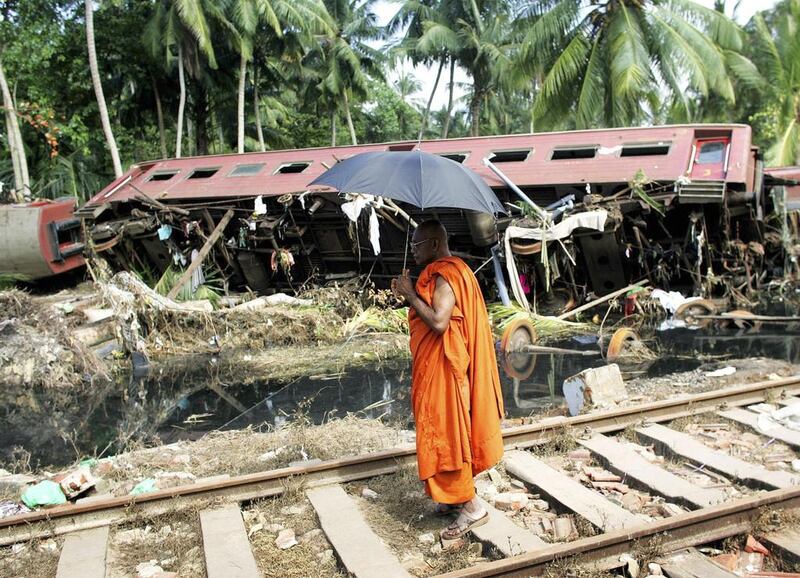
[144,0,232,158]
[412,0,517,136]
[86,0,122,177]
[518,0,755,130]
[0,58,29,200]
[229,0,331,153]
[307,0,384,145]
[750,0,800,165]
[389,0,451,139]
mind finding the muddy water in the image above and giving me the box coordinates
[2,323,799,470]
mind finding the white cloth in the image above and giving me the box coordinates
[651,289,700,315]
[190,249,205,293]
[254,195,267,215]
[341,194,372,221]
[503,211,607,310]
[505,210,607,242]
[369,208,381,255]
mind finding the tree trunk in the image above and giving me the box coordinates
[343,91,357,145]
[176,44,186,158]
[215,110,224,153]
[470,89,482,137]
[86,0,123,177]
[330,107,337,147]
[441,58,455,139]
[0,59,25,201]
[237,52,246,154]
[253,66,265,152]
[152,77,167,158]
[194,84,209,155]
[418,59,444,141]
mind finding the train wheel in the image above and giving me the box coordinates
[675,299,717,328]
[501,319,537,354]
[722,310,761,330]
[606,328,642,361]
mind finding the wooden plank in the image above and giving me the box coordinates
[579,434,726,510]
[660,548,739,578]
[503,450,640,531]
[167,208,234,299]
[635,424,800,490]
[200,504,260,578]
[759,526,800,564]
[307,484,411,578]
[472,497,548,557]
[56,526,108,578]
[718,407,800,449]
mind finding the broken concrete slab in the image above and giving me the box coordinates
[563,364,626,411]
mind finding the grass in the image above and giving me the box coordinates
[0,537,62,578]
[527,426,579,457]
[487,302,595,342]
[109,499,209,577]
[94,414,408,493]
[244,479,345,578]
[346,464,480,577]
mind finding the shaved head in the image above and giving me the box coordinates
[411,219,450,265]
[416,220,448,243]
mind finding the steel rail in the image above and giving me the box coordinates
[438,486,800,577]
[1,375,798,546]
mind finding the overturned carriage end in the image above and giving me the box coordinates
[0,198,85,280]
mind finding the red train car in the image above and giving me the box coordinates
[79,124,788,301]
[0,198,85,280]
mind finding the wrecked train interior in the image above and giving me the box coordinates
[78,124,799,309]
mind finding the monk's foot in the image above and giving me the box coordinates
[440,506,488,540]
[433,502,463,516]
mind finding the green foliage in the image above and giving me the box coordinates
[153,265,222,306]
[0,0,795,195]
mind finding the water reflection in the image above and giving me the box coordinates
[2,321,799,470]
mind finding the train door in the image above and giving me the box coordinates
[690,137,730,180]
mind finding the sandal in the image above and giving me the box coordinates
[433,502,463,516]
[440,507,489,540]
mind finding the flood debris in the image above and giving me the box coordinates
[563,364,627,412]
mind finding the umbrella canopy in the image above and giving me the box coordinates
[308,150,506,215]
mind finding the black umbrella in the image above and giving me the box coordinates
[308,150,506,215]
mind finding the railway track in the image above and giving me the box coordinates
[2,375,800,577]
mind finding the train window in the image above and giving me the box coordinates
[620,143,671,157]
[490,149,532,162]
[187,167,220,179]
[228,163,265,177]
[148,170,179,182]
[274,162,311,174]
[439,153,468,163]
[697,141,726,164]
[388,144,416,151]
[551,146,597,160]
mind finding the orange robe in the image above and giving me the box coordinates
[408,256,505,503]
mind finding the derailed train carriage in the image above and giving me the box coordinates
[76,124,797,306]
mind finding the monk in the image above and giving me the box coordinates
[392,219,504,540]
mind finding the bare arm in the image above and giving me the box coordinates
[395,274,455,335]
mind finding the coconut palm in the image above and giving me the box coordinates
[412,0,517,136]
[518,0,755,130]
[143,0,234,157]
[229,0,331,153]
[750,0,800,165]
[389,0,453,139]
[86,0,123,177]
[0,58,29,200]
[307,0,384,145]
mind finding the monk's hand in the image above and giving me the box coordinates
[394,271,415,301]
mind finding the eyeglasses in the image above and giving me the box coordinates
[410,238,434,249]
